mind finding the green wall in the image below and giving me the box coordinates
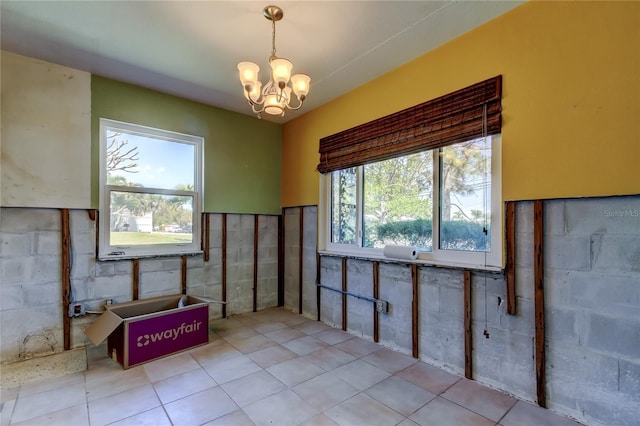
[91,76,282,214]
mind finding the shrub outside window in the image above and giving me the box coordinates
[99,119,203,259]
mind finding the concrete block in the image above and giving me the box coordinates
[139,258,180,272]
[545,235,591,271]
[566,272,640,319]
[113,260,132,275]
[550,195,640,236]
[515,231,534,268]
[544,269,571,306]
[91,275,131,300]
[94,261,115,277]
[140,270,181,295]
[71,254,95,280]
[515,201,534,234]
[70,209,96,234]
[590,234,640,273]
[587,313,640,359]
[24,281,61,307]
[546,307,581,345]
[0,285,24,310]
[619,359,640,396]
[498,298,534,335]
[380,263,411,281]
[420,279,440,313]
[0,208,60,233]
[0,232,31,257]
[514,267,534,302]
[29,255,60,284]
[1,257,27,286]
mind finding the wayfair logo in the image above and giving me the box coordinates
[136,320,203,347]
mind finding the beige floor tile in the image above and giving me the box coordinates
[164,386,238,425]
[153,367,217,404]
[203,354,262,384]
[501,400,583,426]
[247,344,299,368]
[230,334,277,354]
[143,352,200,382]
[221,370,286,407]
[17,371,84,397]
[397,419,420,426]
[335,337,381,358]
[264,327,306,344]
[314,329,353,345]
[299,413,339,426]
[362,347,418,373]
[108,406,172,426]
[283,336,329,356]
[85,364,150,401]
[0,398,16,426]
[325,393,405,426]
[293,372,359,411]
[332,359,391,391]
[11,382,86,424]
[219,327,260,343]
[396,361,461,394]
[267,357,325,387]
[88,384,160,426]
[442,378,517,421]
[366,376,436,417]
[203,409,256,426]
[295,321,333,335]
[305,346,357,371]
[191,341,244,367]
[10,403,88,426]
[409,397,494,426]
[243,389,318,426]
[254,322,287,334]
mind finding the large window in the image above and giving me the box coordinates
[321,135,502,269]
[99,119,203,259]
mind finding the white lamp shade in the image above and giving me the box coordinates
[270,58,293,84]
[291,74,311,98]
[238,62,260,87]
[264,93,284,115]
[245,81,262,102]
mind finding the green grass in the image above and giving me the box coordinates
[110,232,192,245]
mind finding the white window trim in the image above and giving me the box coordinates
[98,118,204,260]
[318,135,503,271]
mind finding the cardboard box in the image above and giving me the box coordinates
[85,295,210,369]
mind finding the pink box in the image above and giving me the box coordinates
[85,295,210,369]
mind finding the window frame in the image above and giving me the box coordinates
[319,135,503,270]
[98,118,204,260]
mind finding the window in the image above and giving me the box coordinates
[318,76,503,269]
[99,119,203,259]
[321,136,501,269]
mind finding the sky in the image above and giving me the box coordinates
[108,131,195,190]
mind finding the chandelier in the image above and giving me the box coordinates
[237,5,311,118]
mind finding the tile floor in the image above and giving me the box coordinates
[1,308,583,426]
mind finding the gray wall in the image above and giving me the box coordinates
[0,209,279,362]
[284,197,640,426]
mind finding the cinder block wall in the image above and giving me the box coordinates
[284,196,640,426]
[0,209,279,363]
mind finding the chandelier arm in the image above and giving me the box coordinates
[271,18,277,58]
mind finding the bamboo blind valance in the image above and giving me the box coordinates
[317,75,502,174]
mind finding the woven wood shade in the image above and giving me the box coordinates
[317,76,502,173]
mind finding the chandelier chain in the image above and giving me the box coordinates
[271,19,277,59]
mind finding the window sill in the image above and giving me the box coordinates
[98,250,204,262]
[318,250,504,274]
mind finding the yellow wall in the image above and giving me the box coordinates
[282,1,640,207]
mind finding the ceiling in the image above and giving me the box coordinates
[1,1,522,123]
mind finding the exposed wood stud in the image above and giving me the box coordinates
[222,213,227,318]
[94,210,100,258]
[181,256,187,295]
[87,209,96,221]
[342,257,348,331]
[534,200,546,408]
[203,213,211,262]
[373,261,380,343]
[316,252,321,321]
[253,215,259,312]
[61,209,71,351]
[278,214,284,307]
[506,201,516,315]
[299,207,304,314]
[464,270,473,379]
[411,264,419,358]
[132,259,140,300]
